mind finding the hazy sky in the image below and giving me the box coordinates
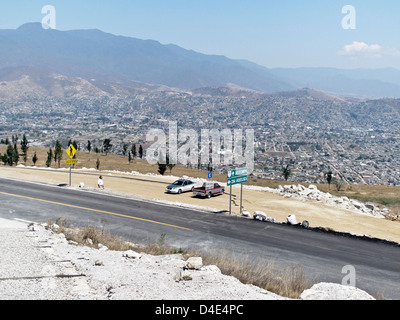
[1,1,399,69]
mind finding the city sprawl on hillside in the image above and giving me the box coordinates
[1,85,399,186]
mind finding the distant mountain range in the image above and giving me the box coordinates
[270,68,400,99]
[0,22,399,99]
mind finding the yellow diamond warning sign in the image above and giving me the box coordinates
[66,145,77,159]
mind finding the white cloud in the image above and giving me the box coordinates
[339,41,382,57]
[339,41,400,59]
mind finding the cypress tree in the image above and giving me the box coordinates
[21,134,29,163]
[139,145,143,159]
[132,144,137,158]
[54,140,63,168]
[46,148,53,168]
[32,152,38,166]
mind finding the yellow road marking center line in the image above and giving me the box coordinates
[0,191,193,231]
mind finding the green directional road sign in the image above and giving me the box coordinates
[227,167,248,186]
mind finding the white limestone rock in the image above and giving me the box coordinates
[300,283,375,300]
[185,257,203,270]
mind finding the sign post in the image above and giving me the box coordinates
[66,144,77,187]
[229,185,232,216]
[240,183,243,215]
[227,168,248,215]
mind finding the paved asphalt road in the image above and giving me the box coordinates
[0,177,399,299]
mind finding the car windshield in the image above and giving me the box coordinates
[172,180,184,186]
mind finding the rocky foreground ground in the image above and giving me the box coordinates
[0,218,375,301]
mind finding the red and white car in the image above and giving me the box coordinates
[193,182,225,199]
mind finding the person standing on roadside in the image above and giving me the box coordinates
[98,176,104,189]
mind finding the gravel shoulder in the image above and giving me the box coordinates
[0,218,286,300]
[0,218,375,301]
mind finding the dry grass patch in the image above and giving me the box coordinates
[47,218,186,254]
[47,218,134,251]
[199,251,313,299]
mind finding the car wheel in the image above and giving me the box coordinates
[207,192,212,199]
[178,189,182,194]
[191,187,194,192]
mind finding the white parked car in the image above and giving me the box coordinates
[165,179,196,194]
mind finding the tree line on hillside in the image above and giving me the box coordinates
[0,135,145,171]
[119,142,144,163]
[0,134,30,166]
[1,134,346,188]
[45,138,145,169]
